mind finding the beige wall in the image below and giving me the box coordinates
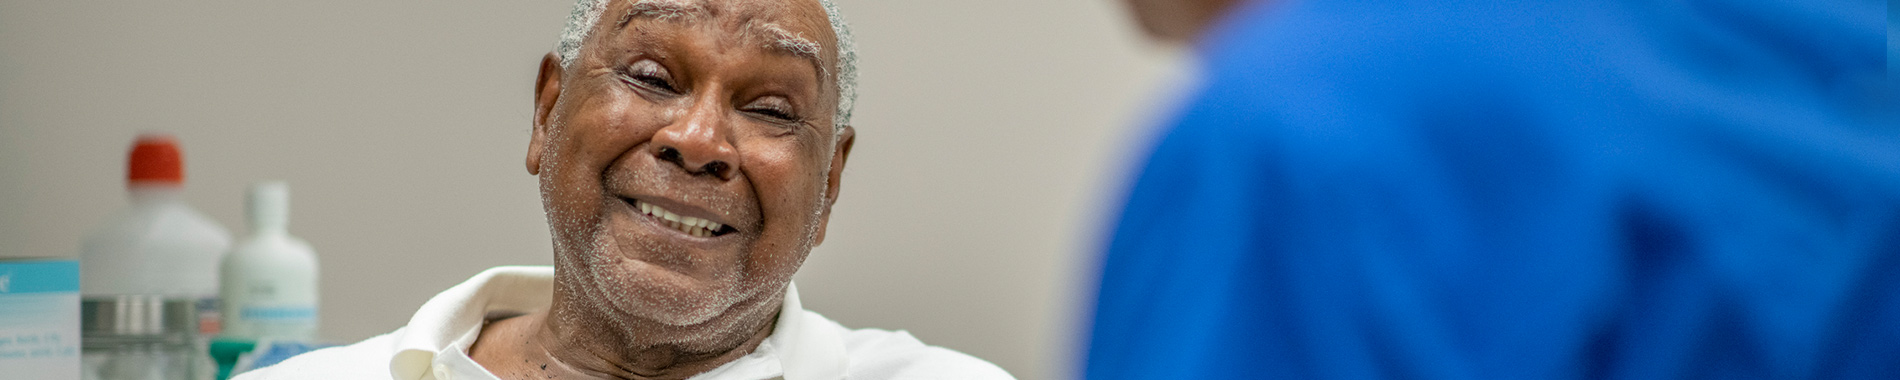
[0,1,1186,378]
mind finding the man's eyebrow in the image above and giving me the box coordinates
[750,22,827,78]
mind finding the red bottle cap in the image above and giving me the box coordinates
[128,134,184,185]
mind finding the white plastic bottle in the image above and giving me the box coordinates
[79,134,232,380]
[80,135,232,308]
[219,181,319,341]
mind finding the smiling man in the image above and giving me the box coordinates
[234,0,1011,379]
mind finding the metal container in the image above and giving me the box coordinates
[80,296,210,380]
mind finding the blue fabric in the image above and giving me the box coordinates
[1084,0,1899,379]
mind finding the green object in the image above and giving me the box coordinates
[208,338,258,380]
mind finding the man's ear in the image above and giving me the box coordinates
[527,52,564,175]
[812,125,856,246]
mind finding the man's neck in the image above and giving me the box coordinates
[469,304,780,380]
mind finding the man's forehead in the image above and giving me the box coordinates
[612,0,834,71]
[624,0,706,20]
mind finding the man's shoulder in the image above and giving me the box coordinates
[807,312,1013,380]
[232,328,404,380]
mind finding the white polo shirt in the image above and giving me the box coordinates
[234,266,1012,380]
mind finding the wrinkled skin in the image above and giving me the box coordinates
[468,0,855,378]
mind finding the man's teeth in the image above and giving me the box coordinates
[635,200,725,237]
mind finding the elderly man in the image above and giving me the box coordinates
[1089,0,1897,379]
[237,0,1011,379]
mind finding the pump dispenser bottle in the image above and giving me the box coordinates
[218,182,319,341]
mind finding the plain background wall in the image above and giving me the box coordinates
[0,0,1188,378]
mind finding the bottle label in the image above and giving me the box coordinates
[229,305,318,340]
[238,306,316,321]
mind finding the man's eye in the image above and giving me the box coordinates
[622,60,677,93]
[743,98,801,123]
[749,107,797,121]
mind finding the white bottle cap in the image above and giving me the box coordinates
[248,181,290,233]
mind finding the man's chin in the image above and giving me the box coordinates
[589,257,740,326]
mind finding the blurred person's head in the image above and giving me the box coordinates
[525,0,857,354]
[1122,0,1246,43]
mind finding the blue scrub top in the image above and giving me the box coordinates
[1085,0,1898,378]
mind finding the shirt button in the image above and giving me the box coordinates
[433,364,452,380]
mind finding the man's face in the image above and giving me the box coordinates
[527,0,851,329]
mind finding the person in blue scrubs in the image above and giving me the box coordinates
[1086,0,1899,378]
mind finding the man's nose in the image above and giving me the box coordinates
[650,102,738,180]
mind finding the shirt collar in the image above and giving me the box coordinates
[387,266,846,380]
[761,282,849,380]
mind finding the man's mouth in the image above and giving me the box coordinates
[630,199,736,238]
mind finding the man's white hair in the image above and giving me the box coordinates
[555,0,859,131]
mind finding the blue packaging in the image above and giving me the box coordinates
[0,258,81,380]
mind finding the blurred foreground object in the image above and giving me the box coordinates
[1087,0,1898,379]
[80,134,231,380]
[208,339,332,380]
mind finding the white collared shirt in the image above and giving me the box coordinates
[234,266,1012,380]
